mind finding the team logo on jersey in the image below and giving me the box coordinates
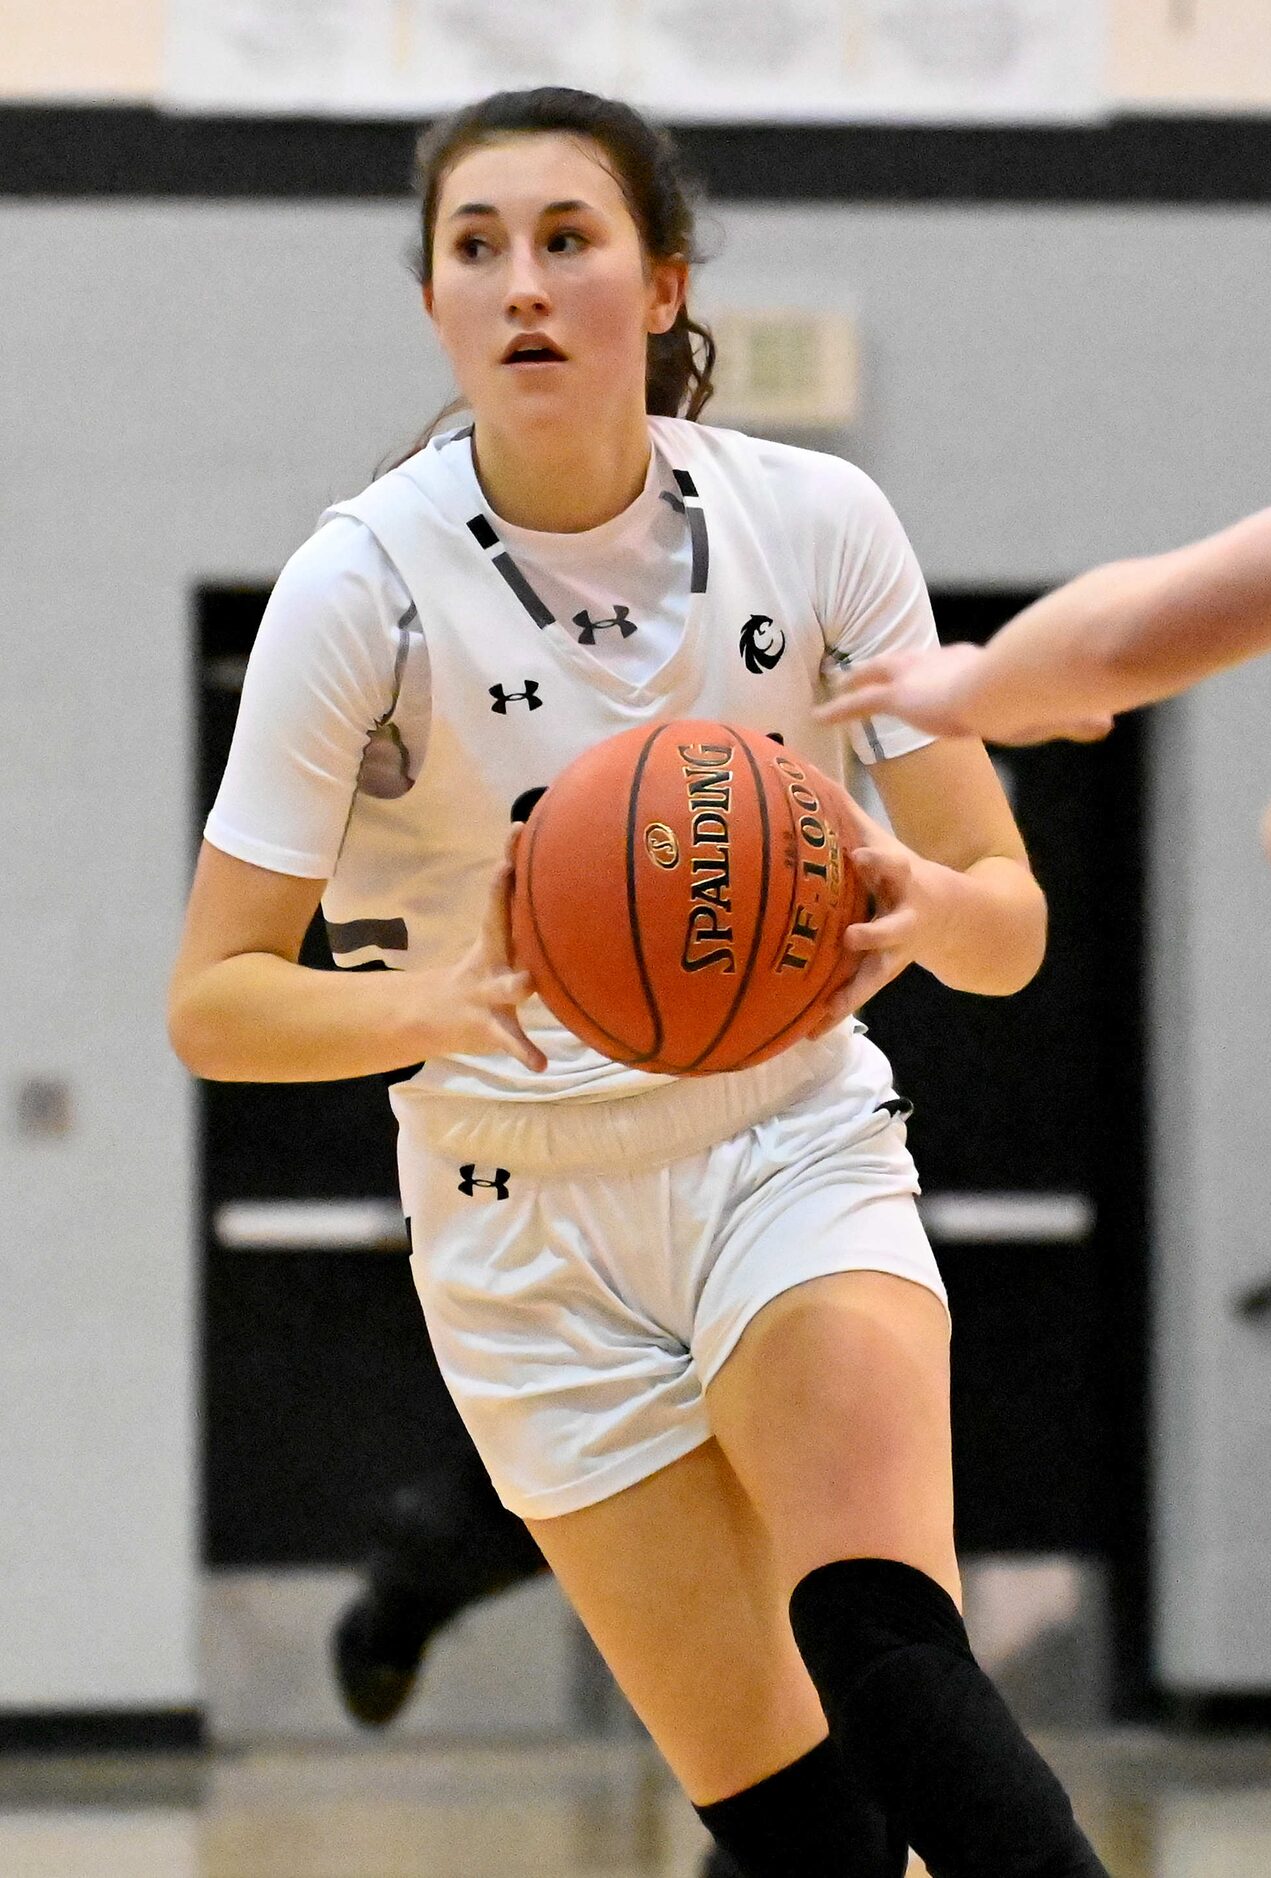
[489,681,543,714]
[644,823,680,869]
[739,613,786,674]
[572,606,637,645]
[458,1165,511,1200]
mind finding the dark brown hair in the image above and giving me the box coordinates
[384,86,716,467]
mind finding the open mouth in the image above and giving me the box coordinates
[502,335,567,365]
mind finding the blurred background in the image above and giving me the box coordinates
[2,3,1271,1873]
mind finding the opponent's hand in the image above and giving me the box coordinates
[806,796,951,1031]
[814,643,1114,746]
[421,827,547,1072]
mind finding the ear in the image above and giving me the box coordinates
[422,281,436,321]
[647,255,688,336]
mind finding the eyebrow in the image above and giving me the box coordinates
[447,198,595,221]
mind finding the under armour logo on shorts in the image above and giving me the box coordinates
[572,605,637,645]
[489,681,543,714]
[458,1164,511,1200]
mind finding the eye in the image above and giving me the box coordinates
[547,229,588,254]
[455,233,491,261]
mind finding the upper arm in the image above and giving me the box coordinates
[811,458,940,768]
[169,841,326,1005]
[869,736,1031,873]
[203,520,408,879]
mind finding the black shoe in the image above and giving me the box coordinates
[332,1478,549,1728]
[332,1581,452,1728]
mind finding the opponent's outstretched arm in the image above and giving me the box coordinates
[815,505,1271,745]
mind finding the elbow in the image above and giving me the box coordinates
[1003,876,1048,994]
[167,981,220,1080]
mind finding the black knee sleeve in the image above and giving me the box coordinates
[789,1558,1109,1878]
[693,1735,908,1878]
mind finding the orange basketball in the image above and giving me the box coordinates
[511,719,868,1075]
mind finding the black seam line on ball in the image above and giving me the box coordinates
[522,798,647,1062]
[624,723,672,1065]
[677,725,770,1074]
[735,767,846,1059]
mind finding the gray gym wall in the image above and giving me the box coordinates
[2,199,1270,1716]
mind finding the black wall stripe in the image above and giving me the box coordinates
[6,107,1271,203]
[0,1707,204,1753]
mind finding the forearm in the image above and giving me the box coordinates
[914,856,1047,996]
[979,511,1271,721]
[168,951,430,1082]
[971,560,1166,723]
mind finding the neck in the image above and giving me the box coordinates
[471,410,652,533]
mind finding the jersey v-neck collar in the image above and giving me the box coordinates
[437,426,709,705]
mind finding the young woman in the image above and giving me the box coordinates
[169,88,1108,1878]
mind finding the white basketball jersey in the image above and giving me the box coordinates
[207,417,936,1109]
[316,421,860,1100]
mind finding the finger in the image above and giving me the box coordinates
[845,910,915,952]
[480,969,535,1007]
[813,683,899,725]
[489,1009,548,1074]
[849,846,909,896]
[840,950,906,1014]
[480,858,515,964]
[824,652,903,693]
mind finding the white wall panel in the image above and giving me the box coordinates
[2,198,1269,1704]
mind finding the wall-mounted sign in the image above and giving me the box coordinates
[162,0,1109,122]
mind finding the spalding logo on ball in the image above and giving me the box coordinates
[511,719,867,1075]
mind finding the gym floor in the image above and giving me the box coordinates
[2,1732,1271,1877]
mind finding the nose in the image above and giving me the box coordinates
[504,240,552,321]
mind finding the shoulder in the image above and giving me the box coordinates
[652,418,887,527]
[269,512,413,636]
[738,432,894,531]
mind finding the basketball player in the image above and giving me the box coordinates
[169,89,1109,1877]
[814,504,1271,748]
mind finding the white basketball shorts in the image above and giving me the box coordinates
[394,1031,948,1521]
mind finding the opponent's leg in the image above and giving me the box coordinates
[707,1268,1109,1878]
[333,1456,547,1725]
[526,1435,904,1878]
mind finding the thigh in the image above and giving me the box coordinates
[706,1269,961,1607]
[526,1437,829,1806]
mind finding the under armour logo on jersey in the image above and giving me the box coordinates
[489,681,543,714]
[572,605,637,645]
[740,613,787,674]
[458,1165,511,1200]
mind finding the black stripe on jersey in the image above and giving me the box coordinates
[492,552,555,628]
[327,917,409,954]
[672,469,709,595]
[466,513,557,629]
